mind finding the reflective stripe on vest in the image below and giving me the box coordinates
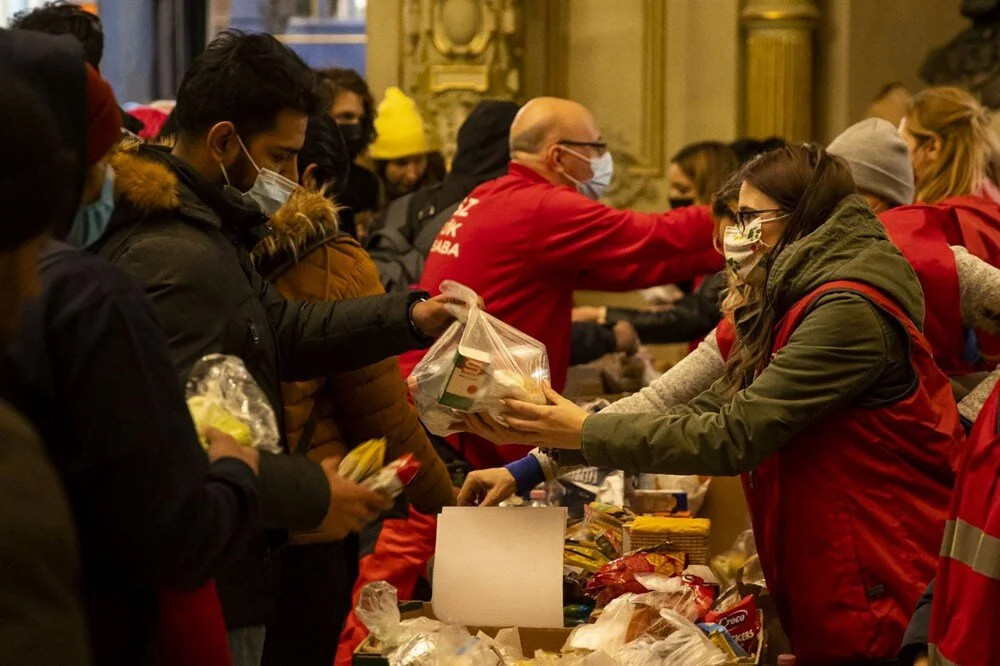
[928,644,960,666]
[940,518,1000,581]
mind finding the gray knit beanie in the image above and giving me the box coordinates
[827,118,915,206]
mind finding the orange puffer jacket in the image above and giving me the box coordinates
[253,189,454,520]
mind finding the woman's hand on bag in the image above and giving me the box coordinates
[461,383,587,450]
[458,468,518,506]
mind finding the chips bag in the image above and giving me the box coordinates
[408,281,550,436]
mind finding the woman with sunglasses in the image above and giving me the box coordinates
[460,144,961,664]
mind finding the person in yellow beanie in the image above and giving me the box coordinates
[371,86,444,206]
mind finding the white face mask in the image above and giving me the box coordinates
[723,213,786,285]
[561,146,614,200]
[220,135,299,216]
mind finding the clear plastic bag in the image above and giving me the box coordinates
[409,281,550,437]
[613,609,727,666]
[185,354,281,453]
[356,581,402,644]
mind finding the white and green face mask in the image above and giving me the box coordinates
[723,213,787,285]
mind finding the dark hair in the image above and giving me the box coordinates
[671,141,739,204]
[317,67,377,145]
[729,137,786,165]
[300,114,350,195]
[0,71,77,248]
[175,30,325,140]
[10,1,103,68]
[711,169,742,220]
[723,144,856,394]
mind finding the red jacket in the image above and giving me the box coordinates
[406,163,723,465]
[742,281,958,664]
[882,196,1000,364]
[929,380,1000,665]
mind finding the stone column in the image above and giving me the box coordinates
[741,0,819,141]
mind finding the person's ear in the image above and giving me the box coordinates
[206,121,239,164]
[301,162,319,190]
[925,133,943,163]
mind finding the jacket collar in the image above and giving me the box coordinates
[507,161,555,185]
[250,187,340,270]
[111,143,270,247]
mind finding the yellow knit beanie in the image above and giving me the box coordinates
[370,87,430,160]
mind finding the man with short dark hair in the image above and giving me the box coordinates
[10,0,145,134]
[95,31,458,664]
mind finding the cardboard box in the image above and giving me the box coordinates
[352,602,573,664]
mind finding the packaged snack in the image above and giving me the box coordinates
[698,623,749,660]
[409,281,550,437]
[704,595,761,655]
[185,354,281,454]
[362,454,420,500]
[338,437,386,482]
[586,547,687,607]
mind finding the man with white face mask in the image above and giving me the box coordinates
[410,96,725,472]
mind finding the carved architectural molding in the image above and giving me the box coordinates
[399,0,524,162]
[741,0,819,141]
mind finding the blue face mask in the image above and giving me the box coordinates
[68,165,115,248]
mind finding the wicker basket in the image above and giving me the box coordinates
[624,517,711,565]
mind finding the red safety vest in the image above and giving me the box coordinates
[929,381,1000,665]
[739,281,959,663]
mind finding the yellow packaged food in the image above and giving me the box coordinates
[338,438,387,482]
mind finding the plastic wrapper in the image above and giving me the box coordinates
[389,624,471,665]
[185,354,281,453]
[710,528,756,587]
[356,581,403,645]
[586,546,687,607]
[409,281,550,437]
[614,609,727,666]
[362,454,420,500]
[339,437,386,481]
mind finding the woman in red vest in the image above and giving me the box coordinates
[460,145,962,664]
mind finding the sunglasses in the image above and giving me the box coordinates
[733,207,787,233]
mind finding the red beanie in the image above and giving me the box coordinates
[85,63,121,166]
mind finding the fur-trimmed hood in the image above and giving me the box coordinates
[109,140,339,262]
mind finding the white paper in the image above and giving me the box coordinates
[432,507,567,628]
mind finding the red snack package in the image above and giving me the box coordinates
[705,595,761,655]
[681,574,718,621]
[361,454,420,499]
[586,547,687,607]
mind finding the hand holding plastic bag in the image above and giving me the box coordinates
[186,354,281,453]
[409,281,550,437]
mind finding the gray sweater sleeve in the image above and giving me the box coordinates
[953,245,1000,421]
[528,328,726,481]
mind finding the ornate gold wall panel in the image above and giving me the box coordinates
[398,0,524,162]
[741,0,819,141]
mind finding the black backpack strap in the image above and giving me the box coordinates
[295,395,323,455]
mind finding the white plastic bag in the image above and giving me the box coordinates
[185,354,281,453]
[409,281,550,437]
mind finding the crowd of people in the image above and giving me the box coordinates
[2,2,1000,666]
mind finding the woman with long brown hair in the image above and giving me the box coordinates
[459,144,961,664]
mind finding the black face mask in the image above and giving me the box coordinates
[338,122,368,159]
[668,197,695,210]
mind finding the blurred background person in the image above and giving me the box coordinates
[317,67,381,240]
[666,140,739,209]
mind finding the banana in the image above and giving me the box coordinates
[338,437,387,482]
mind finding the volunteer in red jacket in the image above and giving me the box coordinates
[412,96,723,468]
[460,145,961,663]
[927,378,1000,665]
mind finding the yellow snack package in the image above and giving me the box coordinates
[187,395,253,450]
[339,438,387,482]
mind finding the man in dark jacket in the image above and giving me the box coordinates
[366,100,520,292]
[93,31,457,664]
[0,53,90,666]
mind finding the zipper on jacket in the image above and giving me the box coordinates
[245,314,260,344]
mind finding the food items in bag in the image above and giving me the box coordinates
[704,595,761,655]
[362,454,420,500]
[185,354,281,453]
[409,281,550,436]
[339,437,386,482]
[698,623,749,660]
[586,546,687,607]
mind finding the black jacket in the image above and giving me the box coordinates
[605,271,726,344]
[0,242,261,664]
[95,144,432,628]
[366,100,519,292]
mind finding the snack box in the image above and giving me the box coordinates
[353,602,573,664]
[438,345,491,410]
